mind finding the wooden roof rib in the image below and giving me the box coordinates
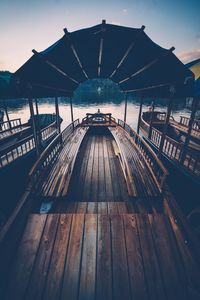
[32,49,80,84]
[109,25,145,79]
[63,28,89,80]
[118,47,175,84]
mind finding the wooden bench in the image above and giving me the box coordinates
[39,126,88,198]
[110,127,162,213]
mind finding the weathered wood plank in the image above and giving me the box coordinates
[77,202,88,213]
[90,135,99,202]
[111,214,131,300]
[87,202,97,213]
[102,135,114,201]
[98,135,106,201]
[24,214,60,300]
[96,214,112,300]
[107,202,119,214]
[97,202,108,214]
[61,214,85,300]
[136,214,167,300]
[43,214,72,300]
[123,214,148,300]
[6,214,47,300]
[148,214,188,300]
[83,136,96,201]
[79,214,97,300]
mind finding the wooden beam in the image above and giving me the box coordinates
[32,49,79,84]
[180,96,199,163]
[109,25,145,79]
[70,97,74,128]
[123,93,128,125]
[123,82,170,93]
[28,97,40,156]
[119,47,175,85]
[97,20,106,77]
[63,28,89,80]
[35,98,39,115]
[158,91,174,157]
[3,100,11,129]
[137,97,143,134]
[148,98,155,139]
[55,96,61,134]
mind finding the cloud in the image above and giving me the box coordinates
[177,48,200,63]
[122,8,127,14]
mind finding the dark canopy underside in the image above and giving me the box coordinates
[7,22,194,98]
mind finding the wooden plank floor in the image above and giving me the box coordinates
[6,213,200,300]
[65,128,130,202]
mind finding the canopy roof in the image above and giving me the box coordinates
[7,21,195,98]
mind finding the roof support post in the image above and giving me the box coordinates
[55,96,61,134]
[137,97,143,134]
[28,96,40,156]
[180,96,199,164]
[3,100,11,129]
[70,97,74,129]
[158,87,174,157]
[123,92,128,126]
[35,98,39,115]
[148,98,155,139]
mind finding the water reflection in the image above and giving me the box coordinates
[0,97,191,132]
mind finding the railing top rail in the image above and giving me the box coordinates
[180,115,200,122]
[0,134,34,156]
[0,118,21,126]
[40,120,57,132]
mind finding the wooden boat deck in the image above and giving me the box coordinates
[38,127,162,214]
[1,121,200,300]
[5,212,200,300]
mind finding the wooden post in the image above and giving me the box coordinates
[180,96,199,163]
[35,98,39,115]
[148,98,155,139]
[158,89,174,157]
[70,97,74,128]
[28,97,40,156]
[55,96,61,134]
[3,100,11,129]
[137,97,143,134]
[124,92,128,126]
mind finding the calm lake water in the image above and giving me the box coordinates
[2,97,191,131]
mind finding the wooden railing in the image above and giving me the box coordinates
[117,119,168,191]
[180,116,200,132]
[140,118,200,177]
[0,121,58,168]
[157,112,166,121]
[0,118,22,132]
[0,135,35,167]
[41,121,57,141]
[62,119,79,142]
[29,119,80,186]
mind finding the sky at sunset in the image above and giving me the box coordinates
[0,0,200,72]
